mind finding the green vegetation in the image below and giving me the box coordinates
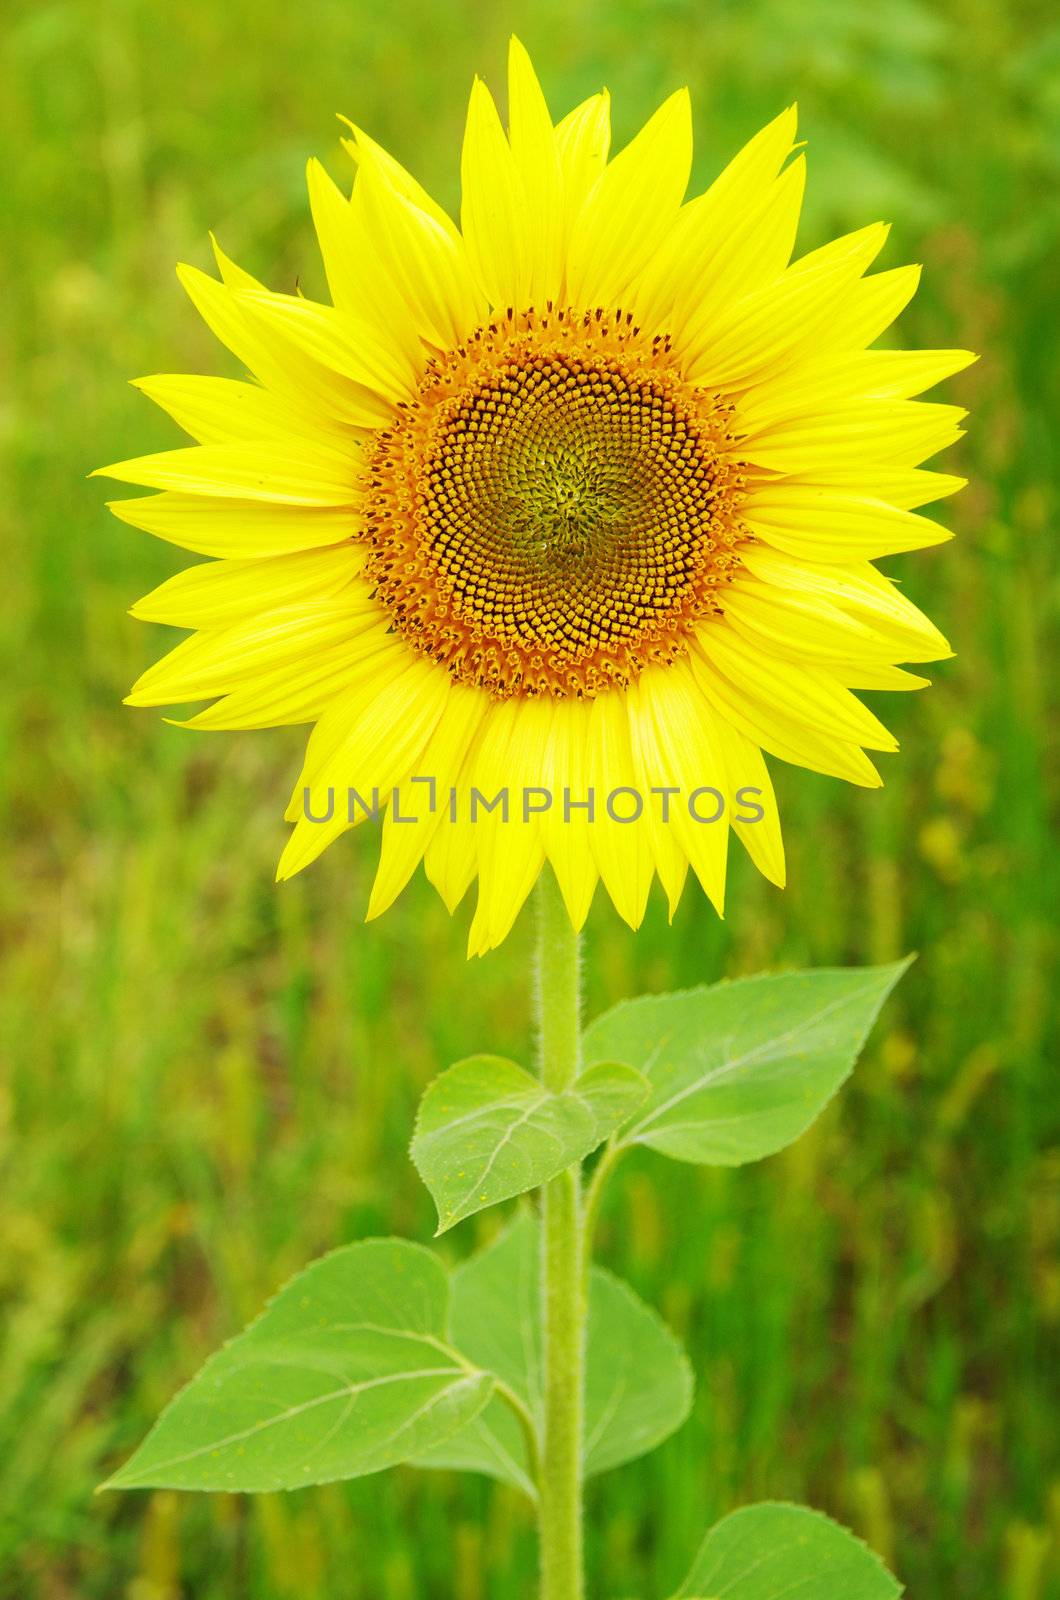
[1,0,1056,1594]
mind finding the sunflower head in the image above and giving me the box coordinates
[365,305,746,700]
[97,38,973,954]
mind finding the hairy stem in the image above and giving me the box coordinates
[534,869,585,1600]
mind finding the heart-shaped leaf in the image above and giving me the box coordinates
[583,961,911,1166]
[105,1240,493,1492]
[411,1054,648,1231]
[671,1501,902,1598]
[411,1213,692,1492]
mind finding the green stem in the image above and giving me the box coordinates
[534,869,585,1600]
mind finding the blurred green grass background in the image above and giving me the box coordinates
[1,0,1057,1595]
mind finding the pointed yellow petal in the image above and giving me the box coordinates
[466,697,552,954]
[724,582,894,665]
[808,263,922,355]
[178,630,396,730]
[735,550,952,661]
[131,373,348,448]
[726,575,950,667]
[461,76,531,310]
[628,661,730,915]
[353,143,487,348]
[683,224,891,387]
[507,37,564,306]
[659,155,806,340]
[700,622,898,751]
[566,88,693,308]
[342,124,460,234]
[95,442,362,505]
[106,493,359,557]
[277,656,452,879]
[554,90,611,261]
[739,399,967,473]
[130,544,366,628]
[539,697,598,932]
[689,637,883,789]
[699,105,800,220]
[831,662,931,691]
[178,259,383,429]
[126,596,381,707]
[424,811,479,915]
[735,348,978,431]
[710,714,786,888]
[585,689,654,930]
[743,484,956,559]
[367,683,488,920]
[632,100,800,333]
[776,467,967,512]
[234,288,414,407]
[625,678,691,918]
[305,157,423,367]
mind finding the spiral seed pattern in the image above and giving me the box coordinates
[362,307,746,698]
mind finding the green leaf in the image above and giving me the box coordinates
[671,1501,902,1598]
[411,1213,692,1492]
[583,960,911,1166]
[106,1240,493,1492]
[411,1054,648,1232]
[584,1266,694,1474]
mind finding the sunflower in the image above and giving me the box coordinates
[97,40,972,954]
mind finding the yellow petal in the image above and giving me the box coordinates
[660,155,805,341]
[126,596,381,707]
[179,630,396,730]
[424,810,479,915]
[130,544,366,628]
[539,696,599,932]
[777,467,967,512]
[688,637,883,789]
[342,123,461,234]
[710,715,786,888]
[234,288,414,409]
[94,442,362,505]
[106,493,359,557]
[566,88,693,308]
[306,157,423,367]
[461,76,531,310]
[683,223,890,388]
[726,575,950,667]
[831,662,931,691]
[624,678,692,919]
[736,347,977,431]
[554,90,611,263]
[367,682,489,920]
[739,399,967,473]
[351,136,487,348]
[181,250,382,429]
[131,373,347,448]
[706,104,800,212]
[585,689,654,930]
[507,37,564,306]
[735,550,952,660]
[723,582,895,665]
[807,263,922,356]
[700,622,898,751]
[632,98,800,332]
[466,697,553,956]
[743,483,955,560]
[277,655,452,878]
[628,661,731,915]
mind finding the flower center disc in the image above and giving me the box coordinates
[362,308,746,698]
